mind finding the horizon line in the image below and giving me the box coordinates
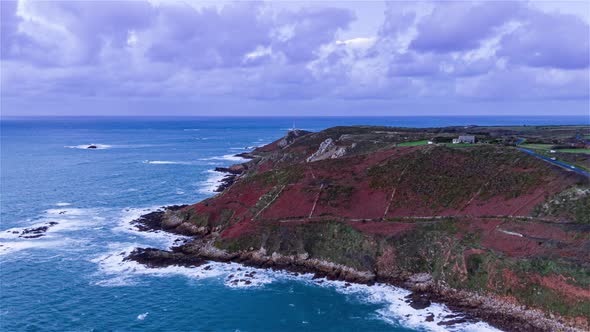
[2,114,589,118]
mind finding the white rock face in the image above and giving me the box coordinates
[306,138,347,162]
[331,146,347,159]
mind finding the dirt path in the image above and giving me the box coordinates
[253,185,287,220]
[308,183,324,218]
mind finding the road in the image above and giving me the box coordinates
[518,148,590,178]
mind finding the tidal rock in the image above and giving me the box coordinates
[214,164,245,175]
[131,205,188,234]
[406,292,432,310]
[18,222,60,239]
[215,174,237,192]
[125,248,205,268]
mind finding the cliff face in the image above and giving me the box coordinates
[137,126,590,330]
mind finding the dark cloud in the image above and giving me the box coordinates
[456,67,589,100]
[498,11,590,69]
[388,52,441,77]
[272,7,355,63]
[146,2,272,69]
[1,1,155,65]
[379,2,416,37]
[0,1,18,58]
[144,3,354,69]
[409,1,521,53]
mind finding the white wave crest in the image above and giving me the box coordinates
[94,199,499,331]
[90,224,500,332]
[113,207,192,249]
[66,144,160,150]
[91,243,280,288]
[91,245,225,286]
[197,170,225,194]
[0,239,66,255]
[229,146,257,151]
[0,207,103,255]
[142,160,193,165]
[200,154,245,162]
[313,280,501,332]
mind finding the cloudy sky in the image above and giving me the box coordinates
[1,0,589,116]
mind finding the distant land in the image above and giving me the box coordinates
[126,125,589,331]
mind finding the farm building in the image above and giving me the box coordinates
[452,135,476,144]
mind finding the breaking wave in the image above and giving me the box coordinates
[65,144,112,150]
[66,144,160,150]
[142,160,194,165]
[78,204,503,331]
[197,170,225,194]
[91,243,500,331]
[0,207,103,255]
[200,154,246,162]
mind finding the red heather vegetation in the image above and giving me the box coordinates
[169,126,589,328]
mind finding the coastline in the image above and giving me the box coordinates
[120,125,589,332]
[125,205,583,332]
[3,119,588,332]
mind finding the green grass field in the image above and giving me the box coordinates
[398,139,429,147]
[556,149,590,155]
[441,142,475,148]
[520,143,553,150]
[521,143,589,155]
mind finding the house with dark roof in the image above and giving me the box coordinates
[452,135,476,144]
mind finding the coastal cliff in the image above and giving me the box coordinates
[128,125,590,331]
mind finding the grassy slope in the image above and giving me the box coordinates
[397,139,429,146]
[520,143,554,150]
[177,127,590,323]
[558,149,590,154]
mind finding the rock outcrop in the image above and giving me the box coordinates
[306,138,347,162]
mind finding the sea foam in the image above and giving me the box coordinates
[99,207,501,331]
[335,282,501,332]
[0,207,101,255]
[197,170,226,194]
[200,154,246,162]
[65,144,112,150]
[114,207,191,249]
[91,244,225,287]
[142,160,194,165]
[91,241,500,331]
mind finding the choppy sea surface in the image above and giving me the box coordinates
[1,116,586,332]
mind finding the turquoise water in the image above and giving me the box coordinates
[1,116,586,331]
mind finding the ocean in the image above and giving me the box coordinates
[1,116,587,332]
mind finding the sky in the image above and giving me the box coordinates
[1,0,589,116]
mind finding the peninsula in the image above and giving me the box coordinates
[128,125,590,331]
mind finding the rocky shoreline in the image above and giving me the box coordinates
[125,206,583,332]
[121,126,589,331]
[213,164,246,192]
